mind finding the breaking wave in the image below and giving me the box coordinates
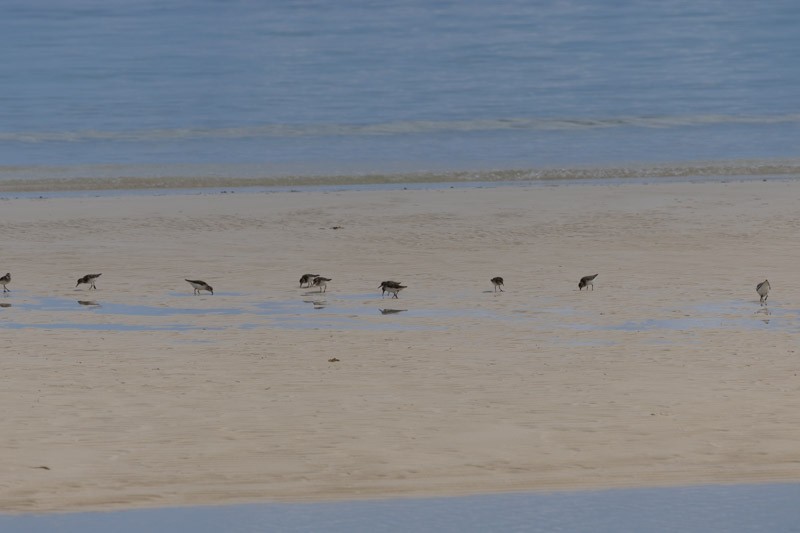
[2,114,800,143]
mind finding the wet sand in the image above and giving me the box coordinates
[2,179,800,513]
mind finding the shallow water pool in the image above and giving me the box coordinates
[2,483,799,533]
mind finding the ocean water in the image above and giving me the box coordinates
[1,0,799,187]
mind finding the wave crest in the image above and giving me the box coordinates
[2,114,800,143]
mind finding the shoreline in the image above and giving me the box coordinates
[0,172,797,201]
[0,158,799,194]
[2,179,800,513]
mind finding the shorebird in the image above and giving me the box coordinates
[756,279,770,305]
[299,273,320,288]
[76,273,101,289]
[311,276,331,293]
[0,272,9,292]
[490,276,504,292]
[379,281,406,299]
[186,279,214,295]
[578,273,598,291]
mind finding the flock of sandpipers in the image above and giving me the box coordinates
[0,272,773,305]
[0,273,215,296]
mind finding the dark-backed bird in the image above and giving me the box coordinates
[379,281,406,299]
[578,273,598,291]
[490,277,504,292]
[0,272,9,293]
[76,273,102,289]
[186,279,214,295]
[311,276,331,293]
[756,279,770,305]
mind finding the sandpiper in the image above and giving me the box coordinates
[0,272,9,292]
[299,273,320,288]
[490,276,504,292]
[311,276,331,293]
[76,273,102,289]
[578,273,598,291]
[186,279,214,295]
[756,279,770,305]
[379,280,406,299]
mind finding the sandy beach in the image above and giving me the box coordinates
[2,178,800,513]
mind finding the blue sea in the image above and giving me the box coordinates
[1,0,799,186]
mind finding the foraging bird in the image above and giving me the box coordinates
[186,279,214,295]
[299,273,320,288]
[0,272,9,292]
[578,274,598,291]
[312,276,331,293]
[490,277,504,292]
[756,279,770,305]
[76,273,102,289]
[379,280,406,299]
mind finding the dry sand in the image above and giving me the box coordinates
[2,179,800,513]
